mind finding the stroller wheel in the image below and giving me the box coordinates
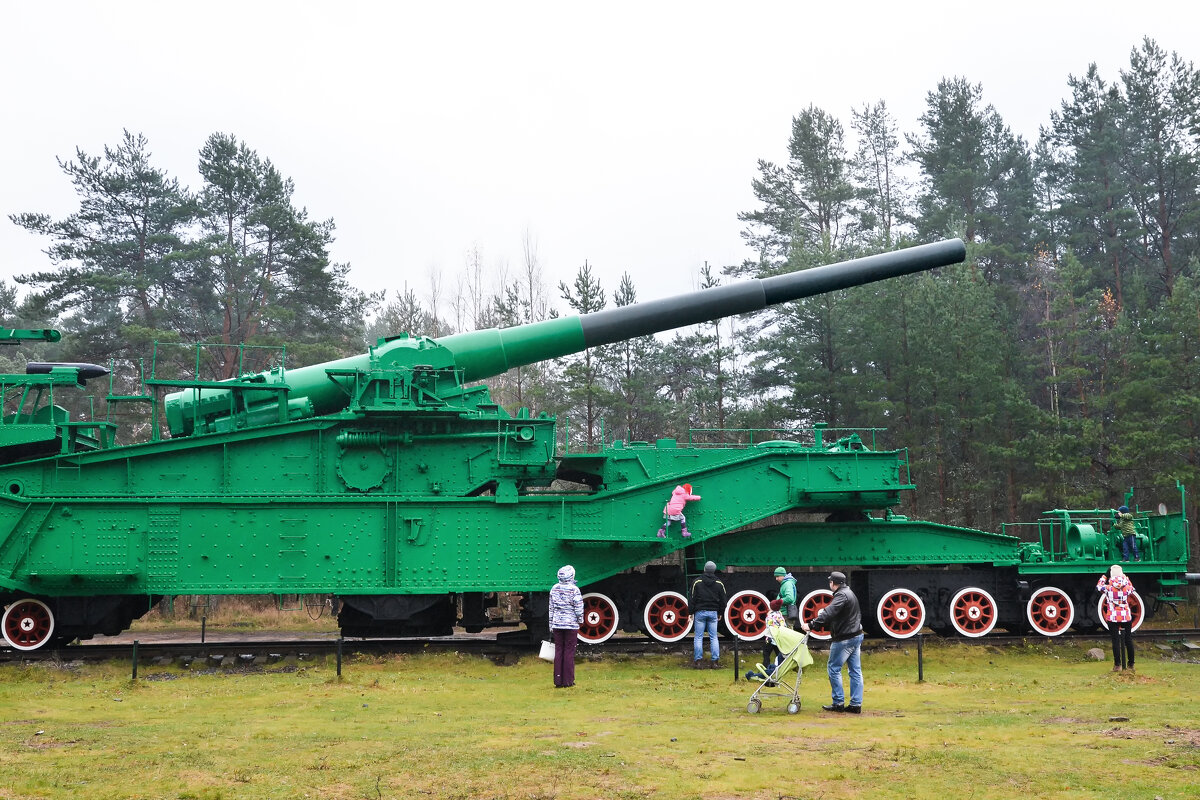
[746,699,762,714]
[787,701,801,715]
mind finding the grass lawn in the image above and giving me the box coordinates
[0,637,1197,800]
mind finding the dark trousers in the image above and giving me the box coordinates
[1109,620,1134,668]
[1121,534,1140,561]
[552,628,578,687]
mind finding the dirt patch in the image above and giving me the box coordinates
[1105,726,1200,747]
[23,736,78,750]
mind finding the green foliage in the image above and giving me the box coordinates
[596,273,671,442]
[554,262,608,448]
[11,130,371,381]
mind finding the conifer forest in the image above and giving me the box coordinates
[4,38,1198,551]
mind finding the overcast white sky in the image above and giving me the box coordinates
[2,1,1197,324]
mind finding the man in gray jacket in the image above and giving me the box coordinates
[801,571,864,713]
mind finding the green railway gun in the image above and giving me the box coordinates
[0,241,1192,650]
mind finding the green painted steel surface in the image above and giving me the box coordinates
[701,519,1026,569]
[0,421,911,595]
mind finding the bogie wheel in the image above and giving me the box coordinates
[746,699,762,714]
[642,591,692,643]
[875,588,926,639]
[787,701,801,715]
[800,589,833,640]
[1026,586,1074,636]
[579,592,619,644]
[949,587,998,638]
[1097,591,1145,633]
[724,590,770,641]
[2,598,56,651]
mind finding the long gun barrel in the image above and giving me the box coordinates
[165,239,966,436]
[441,238,966,381]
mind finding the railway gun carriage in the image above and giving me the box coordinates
[0,238,1193,651]
[699,485,1191,642]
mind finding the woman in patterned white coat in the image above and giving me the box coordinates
[549,565,584,687]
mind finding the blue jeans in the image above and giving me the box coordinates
[1122,534,1140,561]
[693,610,719,661]
[827,633,864,707]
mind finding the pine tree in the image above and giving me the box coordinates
[11,130,197,363]
[555,263,607,449]
[597,273,669,442]
[191,133,369,377]
[1118,37,1200,300]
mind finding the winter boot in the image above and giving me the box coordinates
[656,528,666,539]
[681,527,691,538]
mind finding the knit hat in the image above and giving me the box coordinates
[774,567,786,577]
[769,598,783,611]
[1118,505,1129,513]
[828,571,847,585]
[703,561,717,575]
[683,483,693,493]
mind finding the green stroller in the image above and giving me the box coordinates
[745,622,813,715]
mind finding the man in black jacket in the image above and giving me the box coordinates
[802,571,864,713]
[689,561,728,669]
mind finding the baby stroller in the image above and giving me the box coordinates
[745,620,813,715]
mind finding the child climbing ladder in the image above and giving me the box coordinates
[658,483,700,538]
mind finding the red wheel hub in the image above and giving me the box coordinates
[1026,587,1074,636]
[800,589,833,640]
[578,593,619,644]
[724,590,769,641]
[876,588,925,639]
[643,591,692,643]
[2,599,56,651]
[949,587,998,638]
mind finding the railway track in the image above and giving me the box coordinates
[3,627,1198,666]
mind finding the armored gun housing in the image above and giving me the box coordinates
[0,240,1192,651]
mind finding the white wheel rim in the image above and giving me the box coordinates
[1097,591,1144,633]
[642,591,693,643]
[724,590,770,641]
[875,588,926,639]
[578,592,619,644]
[2,598,56,651]
[949,587,998,638]
[799,589,833,640]
[1026,587,1074,636]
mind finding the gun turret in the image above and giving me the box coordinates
[165,239,966,436]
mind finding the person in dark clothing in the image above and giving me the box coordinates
[802,571,864,713]
[689,560,727,668]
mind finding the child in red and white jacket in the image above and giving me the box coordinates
[657,483,700,538]
[1097,564,1136,671]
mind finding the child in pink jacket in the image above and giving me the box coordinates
[658,483,700,538]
